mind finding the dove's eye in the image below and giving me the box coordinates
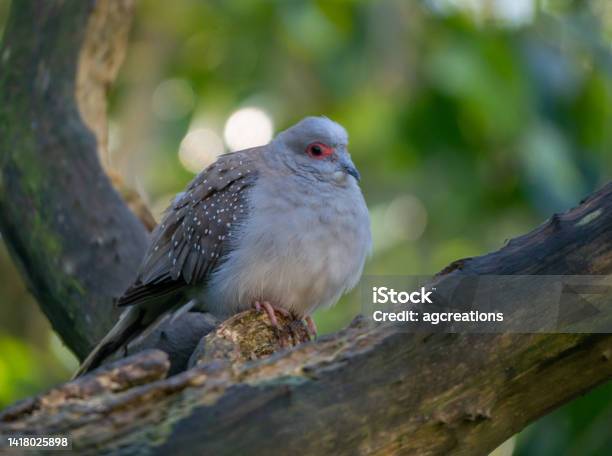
[306,142,333,159]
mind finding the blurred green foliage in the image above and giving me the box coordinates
[1,0,611,453]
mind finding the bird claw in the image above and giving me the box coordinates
[252,301,317,339]
[253,301,289,328]
[304,315,317,339]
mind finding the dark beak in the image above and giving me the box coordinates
[343,164,361,181]
[339,155,361,181]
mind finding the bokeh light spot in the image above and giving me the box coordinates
[179,128,224,173]
[384,195,428,242]
[152,78,195,121]
[223,107,274,151]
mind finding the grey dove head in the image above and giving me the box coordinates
[272,116,360,184]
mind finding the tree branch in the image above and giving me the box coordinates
[1,183,612,455]
[0,0,148,359]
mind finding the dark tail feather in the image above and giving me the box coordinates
[117,279,185,307]
[72,307,145,379]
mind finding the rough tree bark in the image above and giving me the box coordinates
[2,182,612,455]
[0,0,148,359]
[0,1,611,455]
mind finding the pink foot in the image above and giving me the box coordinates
[253,301,289,328]
[305,316,317,338]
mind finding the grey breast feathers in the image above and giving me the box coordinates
[117,150,260,307]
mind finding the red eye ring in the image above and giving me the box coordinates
[306,142,333,159]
